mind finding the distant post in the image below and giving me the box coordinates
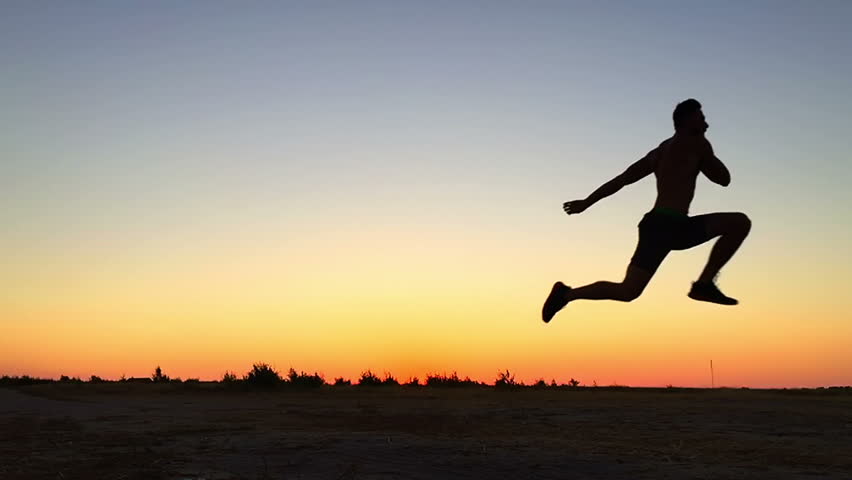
[710,360,715,389]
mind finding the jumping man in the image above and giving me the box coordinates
[542,99,751,323]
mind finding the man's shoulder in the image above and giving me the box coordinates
[666,135,709,153]
[645,137,673,158]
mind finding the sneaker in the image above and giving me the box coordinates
[542,282,572,323]
[688,281,738,305]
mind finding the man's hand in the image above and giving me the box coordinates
[563,199,588,215]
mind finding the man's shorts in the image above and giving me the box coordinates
[629,208,712,274]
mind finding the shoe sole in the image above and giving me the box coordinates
[688,291,738,306]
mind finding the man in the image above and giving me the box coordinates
[542,99,751,323]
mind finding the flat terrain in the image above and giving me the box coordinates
[1,384,850,479]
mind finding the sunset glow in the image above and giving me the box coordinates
[3,2,851,387]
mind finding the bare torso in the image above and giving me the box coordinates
[652,136,702,214]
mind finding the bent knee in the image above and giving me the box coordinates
[619,285,645,302]
[733,212,752,234]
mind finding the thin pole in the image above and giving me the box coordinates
[710,360,715,389]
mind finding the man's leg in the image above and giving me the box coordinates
[542,265,653,323]
[693,212,752,283]
[542,213,669,323]
[568,265,653,302]
[680,212,751,305]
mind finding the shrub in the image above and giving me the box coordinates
[494,369,517,389]
[244,363,281,388]
[151,366,170,383]
[287,368,325,388]
[0,375,51,386]
[222,371,239,383]
[125,377,152,383]
[425,372,479,387]
[333,377,351,386]
[381,372,399,386]
[357,369,383,386]
[403,377,421,386]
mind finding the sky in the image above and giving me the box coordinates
[2,1,851,387]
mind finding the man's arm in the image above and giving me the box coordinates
[563,148,658,215]
[698,138,731,186]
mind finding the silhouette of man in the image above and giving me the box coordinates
[542,99,751,323]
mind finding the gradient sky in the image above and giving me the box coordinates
[2,1,851,387]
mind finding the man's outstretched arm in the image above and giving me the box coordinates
[563,148,657,215]
[699,138,731,186]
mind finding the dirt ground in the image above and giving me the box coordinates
[0,384,850,479]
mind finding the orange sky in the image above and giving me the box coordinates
[3,226,850,387]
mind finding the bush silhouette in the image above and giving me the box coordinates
[357,369,383,386]
[494,369,518,388]
[244,363,281,387]
[124,376,152,383]
[151,366,170,383]
[425,372,479,387]
[287,368,325,388]
[0,365,595,390]
[381,372,399,386]
[0,375,51,386]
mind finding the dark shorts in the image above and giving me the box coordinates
[629,209,712,274]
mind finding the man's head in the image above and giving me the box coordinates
[673,98,708,135]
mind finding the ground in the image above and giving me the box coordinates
[1,384,850,479]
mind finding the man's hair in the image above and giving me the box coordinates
[673,98,702,130]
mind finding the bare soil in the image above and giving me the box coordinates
[1,384,850,479]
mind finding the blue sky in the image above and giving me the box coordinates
[4,1,850,280]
